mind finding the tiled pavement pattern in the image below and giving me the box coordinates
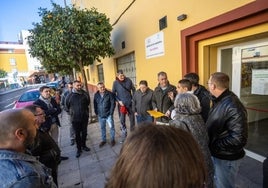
[58,110,122,188]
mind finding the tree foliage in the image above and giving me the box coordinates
[0,69,8,78]
[28,3,114,77]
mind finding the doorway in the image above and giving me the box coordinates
[218,39,268,158]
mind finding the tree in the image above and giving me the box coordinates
[0,69,8,78]
[28,3,114,94]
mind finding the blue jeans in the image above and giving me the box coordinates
[212,156,242,188]
[136,115,153,124]
[99,115,115,142]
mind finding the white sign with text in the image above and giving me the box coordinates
[145,31,164,59]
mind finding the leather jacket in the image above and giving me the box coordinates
[206,89,248,160]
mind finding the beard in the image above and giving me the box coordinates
[24,130,37,150]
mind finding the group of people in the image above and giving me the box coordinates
[100,71,248,188]
[0,78,91,187]
[0,70,249,188]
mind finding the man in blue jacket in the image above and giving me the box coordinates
[206,72,248,188]
[112,70,136,143]
[0,109,57,188]
[94,82,116,147]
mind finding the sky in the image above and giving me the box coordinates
[0,0,72,42]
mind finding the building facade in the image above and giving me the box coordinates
[0,30,47,86]
[0,42,28,85]
[73,0,268,159]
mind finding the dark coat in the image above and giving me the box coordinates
[34,97,61,131]
[193,85,211,122]
[30,128,61,185]
[132,88,153,116]
[152,83,176,122]
[112,77,135,107]
[65,90,90,122]
[169,114,214,188]
[94,90,116,118]
[206,89,248,160]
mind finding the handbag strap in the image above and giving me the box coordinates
[117,80,131,93]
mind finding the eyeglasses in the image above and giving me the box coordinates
[35,113,45,116]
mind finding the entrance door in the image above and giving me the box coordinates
[116,52,136,85]
[219,39,268,158]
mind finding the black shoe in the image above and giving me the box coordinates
[70,139,75,146]
[111,140,115,147]
[99,141,106,148]
[76,150,82,158]
[82,146,90,151]
[60,156,69,160]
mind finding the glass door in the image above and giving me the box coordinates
[232,40,268,157]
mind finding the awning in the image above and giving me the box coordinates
[28,71,47,78]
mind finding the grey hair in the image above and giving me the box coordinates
[173,93,201,114]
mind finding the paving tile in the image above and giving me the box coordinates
[58,169,81,187]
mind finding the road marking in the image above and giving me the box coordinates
[245,149,265,163]
[5,102,15,109]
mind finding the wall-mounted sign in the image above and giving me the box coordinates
[252,69,268,95]
[145,31,164,59]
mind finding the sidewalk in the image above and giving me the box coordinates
[57,99,263,188]
[57,109,122,188]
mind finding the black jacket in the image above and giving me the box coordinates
[65,90,90,122]
[93,90,115,118]
[31,128,61,167]
[206,89,248,160]
[194,85,211,122]
[34,97,61,131]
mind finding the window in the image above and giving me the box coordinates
[97,64,104,82]
[9,58,16,66]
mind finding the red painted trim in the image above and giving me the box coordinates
[246,107,268,113]
[181,0,268,75]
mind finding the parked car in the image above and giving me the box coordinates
[13,89,40,109]
[46,81,60,89]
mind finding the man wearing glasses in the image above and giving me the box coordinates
[206,72,248,188]
[25,105,61,186]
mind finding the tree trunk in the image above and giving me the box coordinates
[78,61,93,122]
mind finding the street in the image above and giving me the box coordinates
[0,86,39,111]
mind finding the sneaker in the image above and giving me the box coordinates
[111,140,115,147]
[99,141,106,148]
[119,139,125,144]
[76,150,82,158]
[70,139,75,146]
[82,146,90,152]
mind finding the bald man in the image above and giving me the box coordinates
[0,109,57,188]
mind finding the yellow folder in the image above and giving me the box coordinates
[147,110,165,118]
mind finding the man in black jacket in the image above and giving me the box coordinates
[184,72,211,122]
[34,86,68,161]
[34,86,61,143]
[65,80,90,158]
[25,105,61,186]
[206,72,248,188]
